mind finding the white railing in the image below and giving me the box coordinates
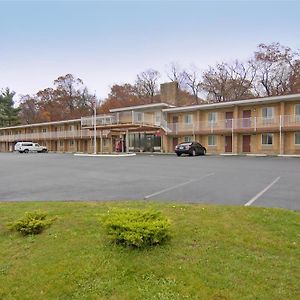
[0,130,93,142]
[81,111,158,127]
[165,115,300,134]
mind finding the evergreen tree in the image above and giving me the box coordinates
[0,88,20,127]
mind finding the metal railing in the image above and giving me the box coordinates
[81,111,158,127]
[0,130,93,142]
[165,115,300,134]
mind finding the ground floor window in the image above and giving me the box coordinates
[128,133,161,152]
[208,135,216,146]
[69,140,74,146]
[262,133,273,145]
[295,133,300,145]
[184,136,193,142]
[59,141,64,146]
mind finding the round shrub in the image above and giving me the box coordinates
[8,210,54,235]
[101,209,171,248]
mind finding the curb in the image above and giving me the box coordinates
[74,153,136,157]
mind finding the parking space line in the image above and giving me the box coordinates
[144,173,215,200]
[244,176,281,207]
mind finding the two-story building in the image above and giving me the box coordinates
[1,82,300,155]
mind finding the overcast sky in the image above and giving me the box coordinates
[1,0,300,102]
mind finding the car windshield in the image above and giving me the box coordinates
[179,143,192,146]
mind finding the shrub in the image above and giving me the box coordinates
[101,209,171,248]
[8,210,54,235]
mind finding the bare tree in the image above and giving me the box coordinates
[135,69,160,102]
[201,60,256,102]
[181,66,202,104]
[166,62,186,88]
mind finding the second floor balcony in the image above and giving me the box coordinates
[81,111,161,128]
[166,115,300,135]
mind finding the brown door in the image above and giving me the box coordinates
[225,112,233,128]
[243,110,251,128]
[172,137,178,151]
[242,135,251,152]
[225,136,232,152]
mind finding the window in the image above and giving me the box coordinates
[208,135,216,146]
[59,141,64,146]
[295,105,300,116]
[155,111,161,125]
[69,140,74,146]
[42,128,47,133]
[135,112,143,122]
[184,136,193,142]
[295,133,300,145]
[69,125,75,131]
[262,133,273,145]
[184,114,193,124]
[262,107,273,119]
[208,112,217,124]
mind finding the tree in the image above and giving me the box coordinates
[201,60,256,102]
[0,88,20,127]
[253,42,300,96]
[166,62,186,88]
[181,67,202,103]
[135,69,160,102]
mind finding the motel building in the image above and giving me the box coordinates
[0,82,300,155]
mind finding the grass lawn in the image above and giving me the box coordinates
[0,201,299,300]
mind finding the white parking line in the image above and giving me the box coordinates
[144,173,215,200]
[245,176,281,207]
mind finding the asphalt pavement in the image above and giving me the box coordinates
[0,153,299,210]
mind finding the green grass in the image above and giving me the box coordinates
[0,201,299,300]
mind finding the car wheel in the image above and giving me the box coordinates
[42,149,47,153]
[176,153,182,157]
[24,149,29,153]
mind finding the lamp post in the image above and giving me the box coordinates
[93,96,97,154]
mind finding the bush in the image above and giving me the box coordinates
[8,210,54,235]
[101,209,171,248]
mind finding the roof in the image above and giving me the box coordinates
[0,118,81,131]
[109,102,175,113]
[162,93,300,113]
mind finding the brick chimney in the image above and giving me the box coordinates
[160,82,178,106]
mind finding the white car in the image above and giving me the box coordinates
[14,142,48,153]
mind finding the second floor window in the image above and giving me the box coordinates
[184,114,193,124]
[208,112,217,124]
[42,128,47,133]
[262,107,273,119]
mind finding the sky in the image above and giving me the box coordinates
[1,0,300,102]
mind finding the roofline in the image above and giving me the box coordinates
[162,94,300,113]
[110,102,175,112]
[0,118,81,131]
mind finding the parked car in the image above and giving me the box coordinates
[175,142,206,156]
[14,142,48,153]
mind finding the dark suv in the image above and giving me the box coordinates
[175,142,206,156]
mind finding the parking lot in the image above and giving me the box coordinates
[0,153,299,210]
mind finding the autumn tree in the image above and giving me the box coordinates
[253,42,300,96]
[18,74,95,123]
[0,88,20,127]
[201,60,256,102]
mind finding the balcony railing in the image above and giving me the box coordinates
[81,111,159,127]
[0,130,93,142]
[166,115,300,134]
